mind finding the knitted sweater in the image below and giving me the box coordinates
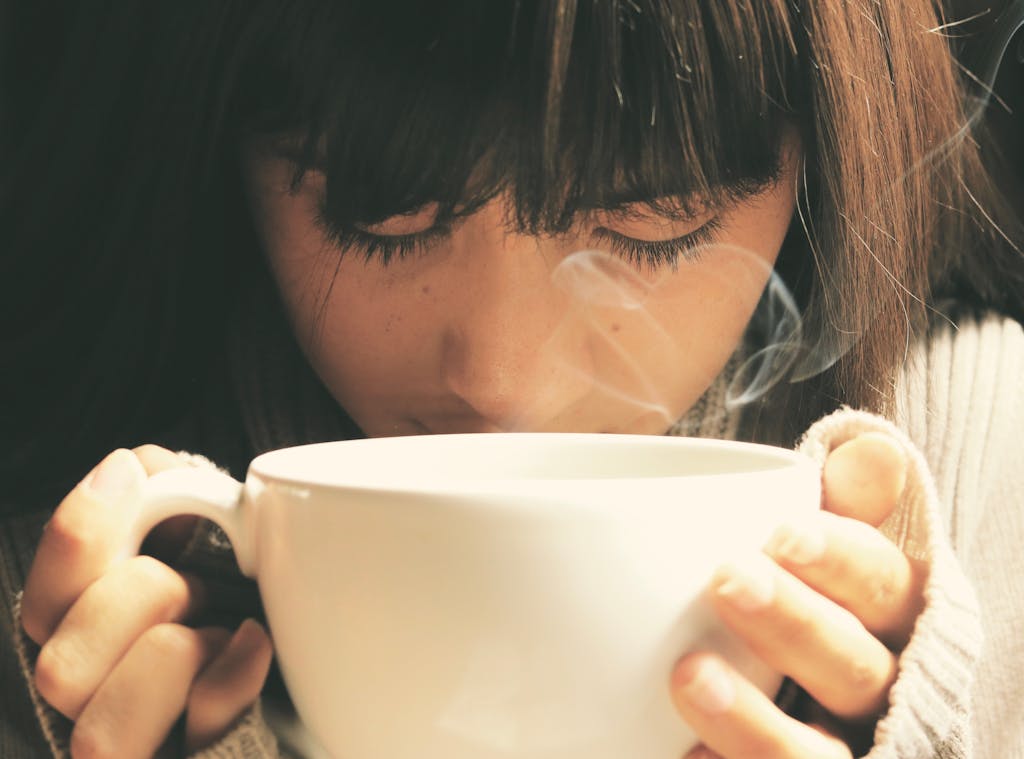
[1,313,1021,758]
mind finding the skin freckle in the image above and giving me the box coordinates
[245,134,800,436]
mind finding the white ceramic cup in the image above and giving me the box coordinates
[125,433,820,759]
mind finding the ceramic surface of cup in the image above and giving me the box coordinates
[132,433,820,759]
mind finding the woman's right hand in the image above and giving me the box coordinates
[20,446,273,759]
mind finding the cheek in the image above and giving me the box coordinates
[600,192,793,410]
[292,276,437,413]
[609,259,769,387]
[244,165,430,399]
[315,281,431,359]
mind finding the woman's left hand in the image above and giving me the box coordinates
[671,432,929,758]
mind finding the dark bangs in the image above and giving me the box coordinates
[235,0,799,232]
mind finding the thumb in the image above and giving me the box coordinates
[822,432,908,527]
[132,445,200,560]
[184,619,274,753]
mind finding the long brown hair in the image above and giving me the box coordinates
[2,0,1022,505]
[784,0,1021,426]
[733,0,1024,441]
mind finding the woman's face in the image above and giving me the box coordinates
[243,139,800,438]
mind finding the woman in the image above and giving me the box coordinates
[2,1,1022,757]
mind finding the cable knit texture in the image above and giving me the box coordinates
[797,409,983,759]
[1,314,1021,758]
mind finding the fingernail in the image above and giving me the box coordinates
[823,433,908,525]
[86,449,144,500]
[764,520,826,565]
[714,559,775,612]
[677,658,735,715]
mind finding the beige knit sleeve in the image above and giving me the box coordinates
[188,702,289,759]
[797,408,983,759]
[894,314,1024,758]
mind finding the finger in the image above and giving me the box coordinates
[822,432,907,527]
[805,707,876,757]
[21,449,147,644]
[671,652,852,759]
[764,511,928,648]
[70,625,231,759]
[34,556,205,720]
[132,444,188,476]
[709,553,899,720]
[185,619,274,753]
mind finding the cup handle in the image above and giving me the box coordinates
[120,466,257,578]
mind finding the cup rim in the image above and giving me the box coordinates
[247,433,817,496]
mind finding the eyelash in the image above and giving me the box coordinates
[326,225,454,267]
[590,218,724,270]
[313,209,723,270]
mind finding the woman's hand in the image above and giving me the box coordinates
[671,432,928,758]
[20,446,273,759]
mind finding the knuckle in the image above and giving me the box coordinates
[35,642,82,717]
[844,655,883,691]
[42,506,96,561]
[866,564,901,610]
[838,650,894,716]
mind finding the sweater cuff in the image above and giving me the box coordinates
[190,700,286,759]
[798,408,983,759]
[11,593,73,757]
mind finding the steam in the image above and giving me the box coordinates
[726,266,860,407]
[724,268,804,408]
[544,243,855,430]
[547,249,689,427]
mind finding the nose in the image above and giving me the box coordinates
[439,217,591,431]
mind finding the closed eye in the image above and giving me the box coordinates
[312,198,725,270]
[591,216,724,271]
